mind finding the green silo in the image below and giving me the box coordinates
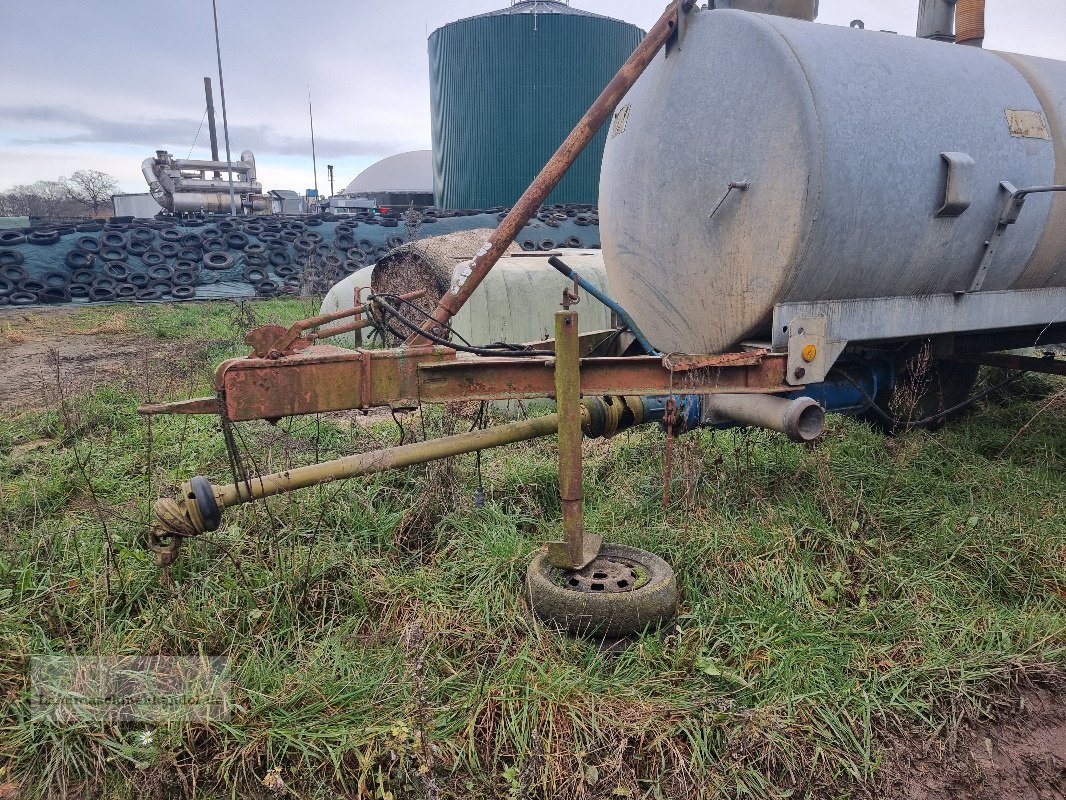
[429,1,644,210]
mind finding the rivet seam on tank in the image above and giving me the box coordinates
[1005,110,1050,140]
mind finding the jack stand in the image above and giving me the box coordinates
[546,308,603,570]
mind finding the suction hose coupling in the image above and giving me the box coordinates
[149,476,221,566]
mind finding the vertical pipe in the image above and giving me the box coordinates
[210,0,237,216]
[203,77,221,179]
[554,310,587,569]
[916,0,956,41]
[309,89,319,200]
[955,0,985,46]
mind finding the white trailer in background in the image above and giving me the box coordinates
[111,193,164,219]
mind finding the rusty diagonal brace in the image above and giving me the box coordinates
[405,0,697,346]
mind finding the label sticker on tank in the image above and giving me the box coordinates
[610,105,630,138]
[1005,110,1050,140]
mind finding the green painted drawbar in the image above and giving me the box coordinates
[429,1,644,210]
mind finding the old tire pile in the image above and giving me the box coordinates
[525,543,678,638]
[0,206,600,307]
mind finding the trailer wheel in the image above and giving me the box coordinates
[526,543,678,638]
[866,352,980,433]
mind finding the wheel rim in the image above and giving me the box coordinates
[553,555,649,594]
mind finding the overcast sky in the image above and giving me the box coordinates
[1,0,1064,196]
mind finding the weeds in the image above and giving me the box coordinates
[0,303,1063,798]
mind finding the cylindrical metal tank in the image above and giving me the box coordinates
[429,1,644,210]
[599,9,1065,354]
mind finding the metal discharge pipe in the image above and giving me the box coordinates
[405,0,696,346]
[955,0,985,46]
[704,394,824,443]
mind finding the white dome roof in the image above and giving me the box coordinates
[342,150,433,194]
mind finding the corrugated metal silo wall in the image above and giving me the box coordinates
[430,13,644,210]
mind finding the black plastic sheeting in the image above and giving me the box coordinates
[0,209,601,307]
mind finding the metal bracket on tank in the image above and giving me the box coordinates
[967,181,1066,292]
[777,316,848,386]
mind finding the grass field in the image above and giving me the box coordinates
[0,300,1063,799]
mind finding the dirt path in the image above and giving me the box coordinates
[877,683,1066,799]
[0,307,204,413]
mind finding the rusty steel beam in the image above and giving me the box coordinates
[405,0,695,346]
[214,350,790,422]
[944,352,1066,375]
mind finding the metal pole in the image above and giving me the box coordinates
[203,77,221,178]
[327,164,334,198]
[404,0,695,346]
[547,309,602,570]
[210,0,237,216]
[309,89,319,199]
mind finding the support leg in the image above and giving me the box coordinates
[547,310,602,570]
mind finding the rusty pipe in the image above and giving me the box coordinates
[405,0,696,347]
[955,0,984,46]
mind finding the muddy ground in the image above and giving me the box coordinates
[876,678,1066,800]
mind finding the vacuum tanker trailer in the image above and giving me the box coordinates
[143,0,1065,637]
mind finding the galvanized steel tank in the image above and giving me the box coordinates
[599,9,1066,354]
[429,1,644,210]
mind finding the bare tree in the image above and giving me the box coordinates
[0,180,80,219]
[64,170,120,218]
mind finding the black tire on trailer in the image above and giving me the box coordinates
[180,234,202,248]
[0,231,27,246]
[126,240,149,256]
[71,268,95,285]
[19,279,46,294]
[69,283,92,299]
[269,250,290,267]
[538,239,557,251]
[172,270,198,287]
[9,291,37,306]
[141,249,165,267]
[135,288,163,301]
[200,236,226,253]
[130,227,155,242]
[274,264,297,278]
[91,277,117,291]
[129,273,150,288]
[148,265,174,280]
[565,236,582,248]
[0,277,12,297]
[157,242,180,258]
[159,228,183,242]
[102,231,127,247]
[525,543,678,638]
[244,243,267,256]
[115,283,138,299]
